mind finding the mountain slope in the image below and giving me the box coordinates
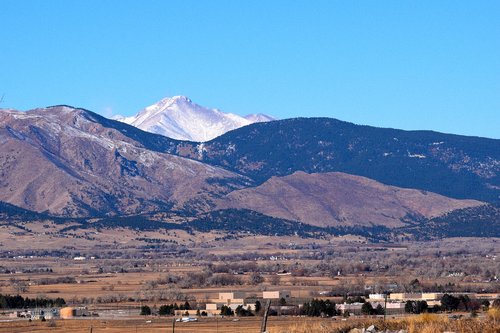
[217,171,483,228]
[115,96,274,141]
[0,106,249,217]
[176,118,500,203]
[402,204,500,239]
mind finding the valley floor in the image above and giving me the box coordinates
[0,225,498,333]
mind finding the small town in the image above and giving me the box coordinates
[4,290,500,319]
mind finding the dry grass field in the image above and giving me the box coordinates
[0,317,364,333]
[0,315,499,333]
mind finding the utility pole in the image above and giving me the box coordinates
[384,293,388,321]
[260,300,271,333]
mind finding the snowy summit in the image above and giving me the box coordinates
[114,96,275,142]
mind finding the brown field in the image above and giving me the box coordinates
[0,317,368,333]
[0,315,499,333]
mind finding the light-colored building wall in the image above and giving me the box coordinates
[427,300,442,307]
[389,293,421,301]
[207,298,245,305]
[476,293,499,300]
[219,292,245,301]
[206,303,218,310]
[263,290,291,299]
[338,301,405,315]
[174,309,199,316]
[337,303,363,315]
[421,293,443,301]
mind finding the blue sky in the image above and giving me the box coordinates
[1,1,499,138]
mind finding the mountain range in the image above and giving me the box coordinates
[176,118,500,202]
[1,98,499,239]
[0,106,248,216]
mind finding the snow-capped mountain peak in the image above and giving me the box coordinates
[245,113,276,123]
[114,96,274,142]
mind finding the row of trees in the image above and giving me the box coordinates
[140,303,254,317]
[140,301,192,316]
[0,294,66,309]
[405,300,429,314]
[361,302,385,315]
[404,294,498,314]
[301,299,338,317]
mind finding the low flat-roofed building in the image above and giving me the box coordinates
[476,293,500,300]
[218,292,245,302]
[174,309,200,317]
[337,302,364,315]
[389,293,422,301]
[263,290,291,299]
[422,293,444,301]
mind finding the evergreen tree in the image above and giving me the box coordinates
[220,305,234,316]
[361,302,374,315]
[140,305,151,315]
[441,294,460,311]
[255,300,262,314]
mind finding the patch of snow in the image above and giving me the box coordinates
[226,143,236,153]
[197,143,205,159]
[407,152,426,158]
[111,114,136,124]
[2,109,38,120]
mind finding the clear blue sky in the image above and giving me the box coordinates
[1,1,499,138]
